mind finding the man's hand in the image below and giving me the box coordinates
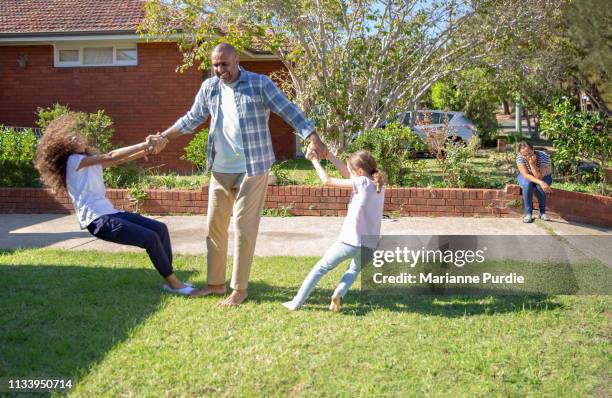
[305,143,318,161]
[145,134,168,154]
[308,132,328,159]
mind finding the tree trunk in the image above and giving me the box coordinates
[524,109,532,136]
[531,116,540,140]
[502,100,511,115]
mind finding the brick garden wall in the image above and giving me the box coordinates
[1,185,609,227]
[0,44,296,173]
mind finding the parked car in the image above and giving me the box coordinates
[391,110,478,144]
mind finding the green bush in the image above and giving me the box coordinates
[348,122,425,186]
[540,97,611,188]
[183,129,209,171]
[36,103,71,130]
[270,161,297,185]
[437,137,483,188]
[103,162,145,189]
[430,69,500,143]
[0,126,40,187]
[37,104,115,152]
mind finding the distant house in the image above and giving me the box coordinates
[0,0,298,172]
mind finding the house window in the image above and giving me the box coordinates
[83,47,113,64]
[55,44,138,67]
[58,49,79,62]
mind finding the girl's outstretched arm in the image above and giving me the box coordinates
[311,157,353,188]
[327,151,350,179]
[77,135,167,170]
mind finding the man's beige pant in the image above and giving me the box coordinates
[206,171,268,290]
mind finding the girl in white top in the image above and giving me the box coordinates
[283,148,386,312]
[34,113,194,295]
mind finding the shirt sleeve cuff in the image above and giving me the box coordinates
[298,120,315,140]
[172,118,194,134]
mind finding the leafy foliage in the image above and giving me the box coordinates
[348,122,424,186]
[37,104,115,152]
[430,68,500,142]
[182,129,208,172]
[0,126,40,187]
[139,0,561,149]
[540,97,611,189]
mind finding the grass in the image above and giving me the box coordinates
[1,249,610,397]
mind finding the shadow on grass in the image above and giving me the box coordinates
[248,282,563,317]
[0,264,195,385]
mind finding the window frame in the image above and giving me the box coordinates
[54,42,138,67]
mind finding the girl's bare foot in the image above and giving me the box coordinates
[329,292,342,312]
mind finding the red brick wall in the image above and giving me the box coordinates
[0,44,296,172]
[2,185,610,227]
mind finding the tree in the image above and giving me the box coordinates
[140,0,565,149]
[564,0,612,111]
[430,67,500,142]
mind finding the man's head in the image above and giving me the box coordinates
[211,43,240,84]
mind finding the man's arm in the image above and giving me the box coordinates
[160,125,183,141]
[159,86,210,142]
[260,76,327,156]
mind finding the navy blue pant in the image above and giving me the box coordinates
[517,173,553,216]
[87,212,174,278]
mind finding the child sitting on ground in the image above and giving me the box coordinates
[35,113,194,295]
[283,147,385,311]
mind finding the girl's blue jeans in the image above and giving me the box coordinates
[290,241,371,307]
[517,173,553,216]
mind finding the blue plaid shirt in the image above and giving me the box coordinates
[173,67,315,176]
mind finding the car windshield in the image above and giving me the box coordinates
[402,111,454,125]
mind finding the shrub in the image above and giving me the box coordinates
[103,162,145,189]
[540,97,611,189]
[348,122,425,186]
[270,161,297,185]
[183,129,209,171]
[427,133,483,188]
[36,103,71,130]
[0,126,40,187]
[37,104,115,153]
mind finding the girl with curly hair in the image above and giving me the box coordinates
[35,113,195,295]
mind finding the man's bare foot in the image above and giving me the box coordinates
[218,289,248,307]
[190,284,227,297]
[329,292,342,312]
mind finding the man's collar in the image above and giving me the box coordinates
[238,66,247,83]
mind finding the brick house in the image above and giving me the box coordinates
[0,0,299,172]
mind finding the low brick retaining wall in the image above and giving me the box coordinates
[0,185,610,227]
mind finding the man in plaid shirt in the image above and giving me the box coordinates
[159,43,328,306]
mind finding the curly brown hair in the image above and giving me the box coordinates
[34,113,96,193]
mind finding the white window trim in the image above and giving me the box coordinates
[54,41,138,67]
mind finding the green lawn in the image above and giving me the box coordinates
[1,249,609,397]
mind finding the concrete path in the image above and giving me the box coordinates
[1,214,609,259]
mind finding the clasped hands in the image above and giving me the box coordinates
[145,134,168,155]
[306,133,328,161]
